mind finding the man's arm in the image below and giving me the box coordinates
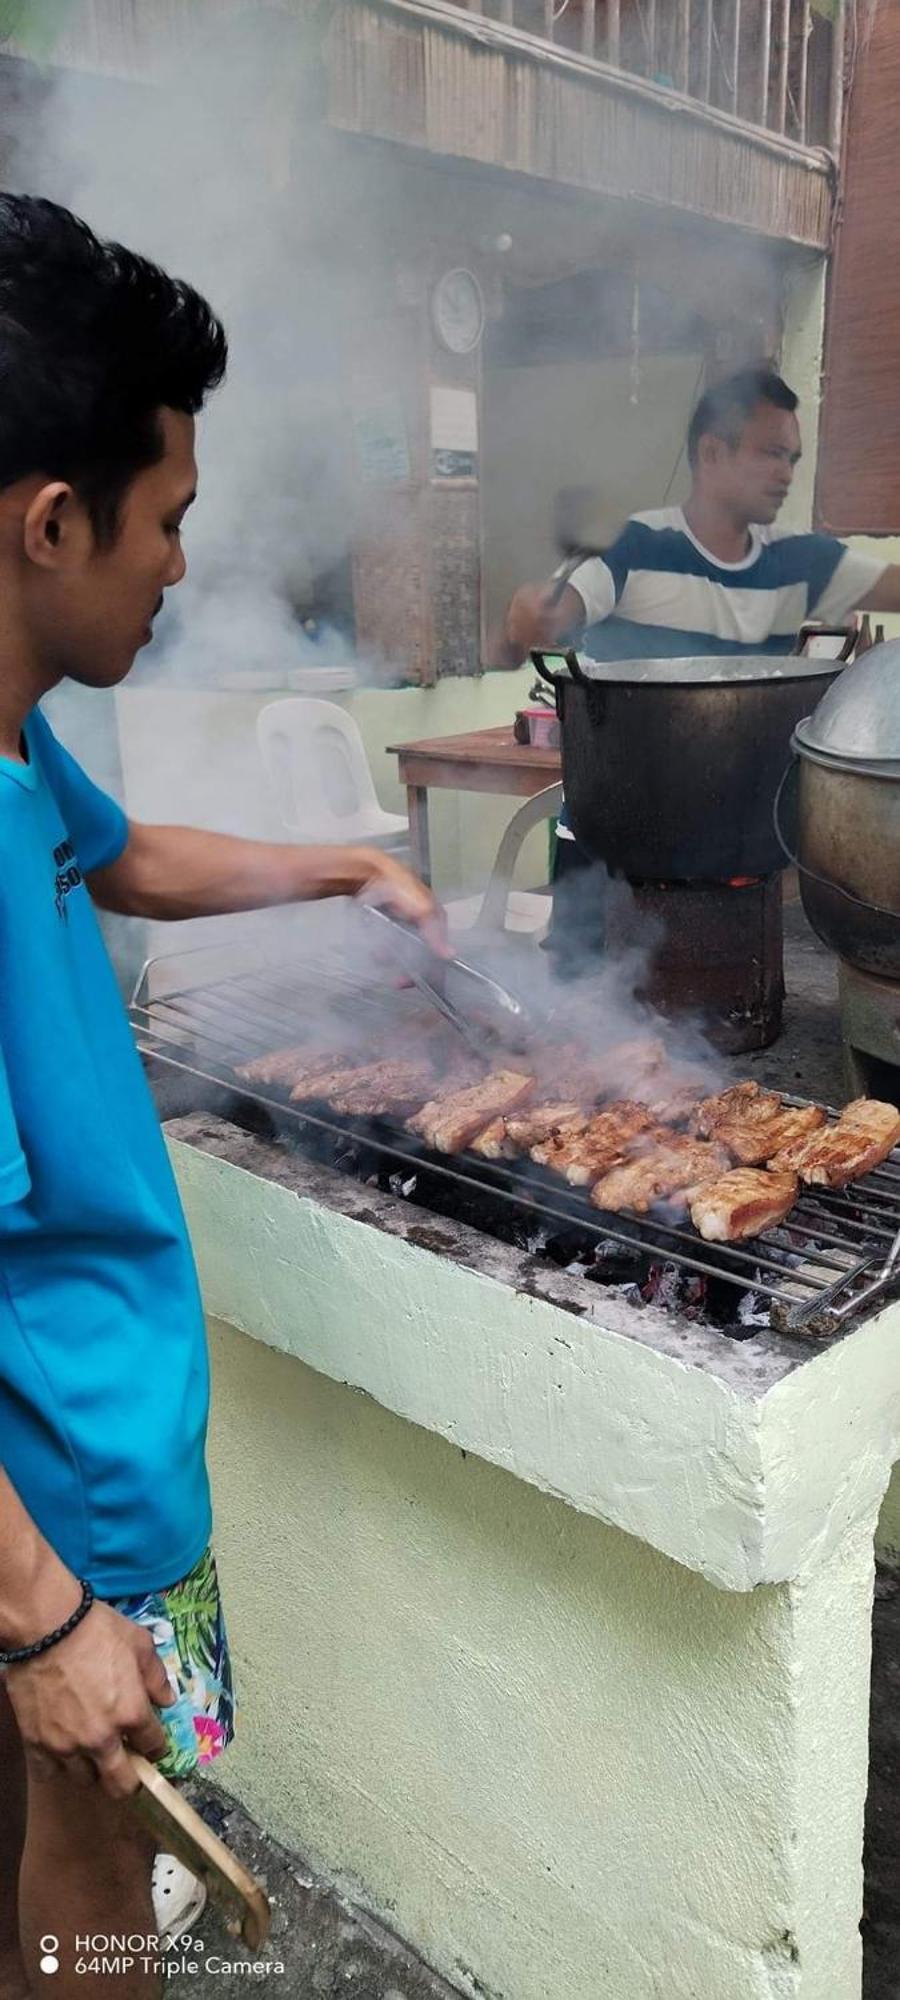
[497,579,586,668]
[89,824,447,951]
[0,1466,172,1797]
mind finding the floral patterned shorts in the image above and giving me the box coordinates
[107,1544,236,1780]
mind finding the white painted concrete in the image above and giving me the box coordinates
[170,1123,898,2000]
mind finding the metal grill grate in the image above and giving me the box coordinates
[131,949,900,1338]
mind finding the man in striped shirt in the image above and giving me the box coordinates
[502,366,900,974]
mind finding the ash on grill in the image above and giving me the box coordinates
[132,948,900,1343]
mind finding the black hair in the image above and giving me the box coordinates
[686,367,798,469]
[0,194,227,541]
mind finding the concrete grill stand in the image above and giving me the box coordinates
[168,1110,900,2000]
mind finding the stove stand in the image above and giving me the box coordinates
[605,874,785,1055]
[840,958,900,1107]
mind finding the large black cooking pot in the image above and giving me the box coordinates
[533,649,842,880]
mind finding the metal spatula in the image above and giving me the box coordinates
[360,905,532,1064]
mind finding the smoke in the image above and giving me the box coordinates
[11,5,397,690]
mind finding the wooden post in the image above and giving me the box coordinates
[581,0,596,56]
[607,0,620,66]
[543,0,555,38]
[828,0,846,153]
[498,0,514,19]
[756,0,773,126]
[796,0,810,140]
[643,0,656,76]
[774,0,790,129]
[700,0,714,102]
[728,0,741,113]
[677,0,691,92]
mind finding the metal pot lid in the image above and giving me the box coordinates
[574,652,842,686]
[793,641,900,769]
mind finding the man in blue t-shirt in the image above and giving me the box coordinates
[0,198,444,1996]
[501,366,900,973]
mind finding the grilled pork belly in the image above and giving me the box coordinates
[644,1072,710,1126]
[289,1061,383,1103]
[326,1061,437,1118]
[690,1082,825,1166]
[408,1071,534,1154]
[505,1103,588,1149]
[713,1102,824,1167]
[770,1098,900,1187]
[591,1136,730,1215]
[689,1168,799,1242]
[470,1102,586,1161]
[470,1117,515,1161]
[534,1103,662,1185]
[691,1080,778,1140]
[237,1045,341,1088]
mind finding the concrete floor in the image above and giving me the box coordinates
[166,900,898,2000]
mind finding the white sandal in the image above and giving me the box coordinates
[151,1852,207,1946]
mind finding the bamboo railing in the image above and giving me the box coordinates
[450,0,846,152]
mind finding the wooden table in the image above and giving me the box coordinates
[387,724,562,883]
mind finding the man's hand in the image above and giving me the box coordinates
[5,1599,174,1801]
[504,580,584,663]
[356,850,449,958]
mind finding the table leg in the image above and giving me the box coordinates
[407,786,432,885]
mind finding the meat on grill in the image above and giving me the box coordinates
[770,1098,900,1187]
[506,1103,589,1149]
[237,1045,343,1088]
[691,1080,778,1139]
[470,1102,586,1161]
[408,1071,534,1155]
[326,1061,438,1118]
[689,1167,800,1242]
[690,1083,826,1166]
[590,1136,731,1215]
[533,1103,665,1186]
[643,1072,711,1127]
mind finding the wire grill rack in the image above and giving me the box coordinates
[131,948,900,1338]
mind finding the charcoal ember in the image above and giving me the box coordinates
[640,1262,707,1316]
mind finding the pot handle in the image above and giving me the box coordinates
[773,758,900,922]
[772,756,802,870]
[530,646,587,687]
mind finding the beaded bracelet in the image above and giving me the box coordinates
[0,1579,95,1665]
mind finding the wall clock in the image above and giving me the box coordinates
[431,268,484,355]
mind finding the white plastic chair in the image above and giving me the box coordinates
[256,698,409,848]
[446,783,563,940]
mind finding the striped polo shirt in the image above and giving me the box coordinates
[555,505,885,837]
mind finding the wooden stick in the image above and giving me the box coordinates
[128,1755,271,1952]
[606,0,620,66]
[543,0,554,37]
[756,0,772,126]
[774,0,790,130]
[643,0,656,76]
[700,0,713,101]
[796,0,810,142]
[581,0,596,56]
[728,0,741,113]
[677,0,690,92]
[828,0,846,153]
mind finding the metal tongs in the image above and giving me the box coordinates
[772,1219,900,1338]
[360,904,532,1064]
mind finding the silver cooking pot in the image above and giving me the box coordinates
[775,643,900,978]
[532,649,842,880]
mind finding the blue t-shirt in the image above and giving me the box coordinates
[0,708,210,1596]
